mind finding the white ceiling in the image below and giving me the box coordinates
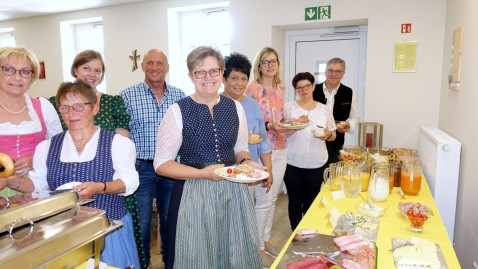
[0,0,149,22]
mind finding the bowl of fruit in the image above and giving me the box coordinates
[406,211,430,232]
[399,202,431,233]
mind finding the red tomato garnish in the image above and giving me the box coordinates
[406,209,413,216]
[227,168,233,174]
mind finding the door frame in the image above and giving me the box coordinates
[285,26,368,124]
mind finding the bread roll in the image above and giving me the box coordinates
[0,152,14,178]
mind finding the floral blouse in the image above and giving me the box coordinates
[245,80,286,150]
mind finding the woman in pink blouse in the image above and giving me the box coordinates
[0,47,62,197]
[245,47,287,258]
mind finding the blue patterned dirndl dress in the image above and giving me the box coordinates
[46,130,140,268]
[165,96,261,269]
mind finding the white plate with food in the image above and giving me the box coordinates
[56,182,82,190]
[214,164,269,183]
[282,122,309,130]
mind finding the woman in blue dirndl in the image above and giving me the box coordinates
[6,81,140,269]
[154,46,268,269]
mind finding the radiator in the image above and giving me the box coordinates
[418,126,461,242]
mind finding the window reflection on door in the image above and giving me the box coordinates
[314,61,327,84]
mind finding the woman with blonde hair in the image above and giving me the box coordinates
[245,46,287,258]
[0,46,62,197]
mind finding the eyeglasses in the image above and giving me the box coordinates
[1,66,34,78]
[192,68,221,79]
[260,59,278,66]
[296,83,313,92]
[326,69,344,75]
[58,103,92,114]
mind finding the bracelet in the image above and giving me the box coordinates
[239,158,252,164]
[102,182,107,193]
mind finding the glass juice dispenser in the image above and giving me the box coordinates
[357,122,383,148]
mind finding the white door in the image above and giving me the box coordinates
[285,27,367,146]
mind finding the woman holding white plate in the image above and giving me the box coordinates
[283,72,336,233]
[154,46,264,269]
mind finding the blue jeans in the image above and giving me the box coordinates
[135,159,174,262]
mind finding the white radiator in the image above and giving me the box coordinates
[418,126,461,242]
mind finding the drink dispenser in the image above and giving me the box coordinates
[357,122,383,148]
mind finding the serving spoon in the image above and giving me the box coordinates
[359,193,374,209]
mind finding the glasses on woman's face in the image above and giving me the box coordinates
[192,68,221,79]
[1,65,34,78]
[58,103,92,114]
[260,59,278,66]
[295,83,313,92]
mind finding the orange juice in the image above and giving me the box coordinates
[389,174,394,193]
[401,172,422,196]
[360,172,370,192]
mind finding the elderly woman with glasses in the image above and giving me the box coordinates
[2,80,140,268]
[154,46,263,269]
[0,46,62,197]
[283,72,336,235]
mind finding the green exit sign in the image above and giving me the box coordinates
[305,5,331,21]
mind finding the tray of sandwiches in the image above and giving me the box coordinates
[0,190,121,268]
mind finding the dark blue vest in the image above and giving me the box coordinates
[177,96,238,166]
[46,130,127,220]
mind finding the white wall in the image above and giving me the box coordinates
[2,0,475,266]
[440,0,478,267]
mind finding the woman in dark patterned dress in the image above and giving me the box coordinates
[48,50,147,268]
[6,81,140,268]
[153,46,264,269]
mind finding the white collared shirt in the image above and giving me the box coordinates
[29,128,139,195]
[322,83,359,133]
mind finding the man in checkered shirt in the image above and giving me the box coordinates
[121,49,185,267]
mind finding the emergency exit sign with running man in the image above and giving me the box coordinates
[305,5,331,21]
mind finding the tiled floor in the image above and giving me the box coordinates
[149,193,290,269]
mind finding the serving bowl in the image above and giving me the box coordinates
[313,128,325,138]
[406,214,431,233]
[356,202,389,218]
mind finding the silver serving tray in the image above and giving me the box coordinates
[0,190,85,233]
[0,206,122,268]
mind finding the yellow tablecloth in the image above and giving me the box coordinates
[271,178,461,268]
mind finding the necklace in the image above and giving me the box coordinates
[0,99,27,114]
[75,140,84,152]
[73,127,97,152]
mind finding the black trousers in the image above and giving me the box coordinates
[283,163,326,230]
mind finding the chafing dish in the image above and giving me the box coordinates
[0,190,122,268]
